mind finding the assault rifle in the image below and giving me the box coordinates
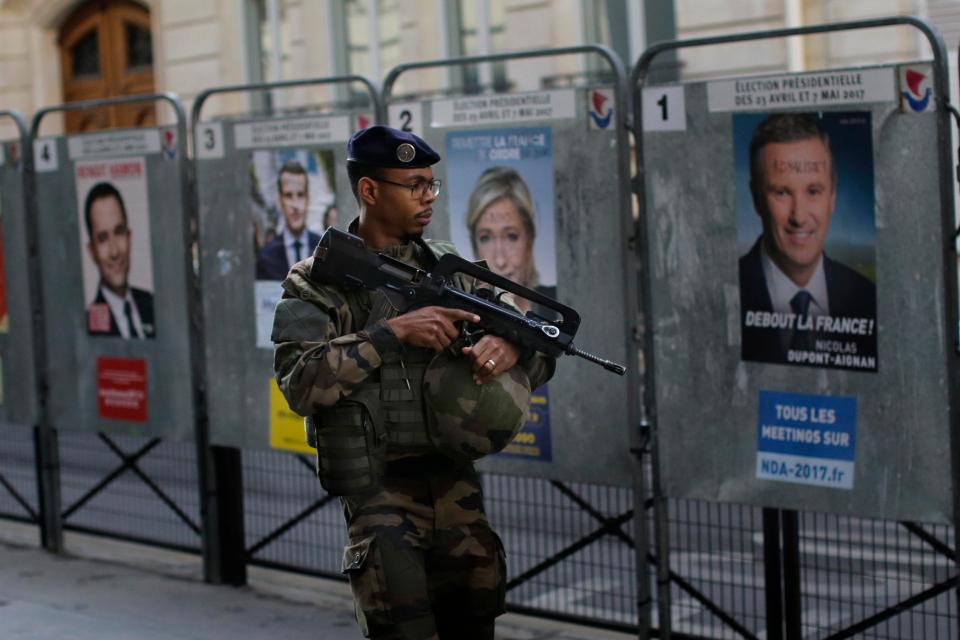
[310,228,626,376]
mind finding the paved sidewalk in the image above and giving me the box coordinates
[0,521,635,640]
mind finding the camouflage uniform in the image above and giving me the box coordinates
[273,220,554,639]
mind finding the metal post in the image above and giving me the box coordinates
[652,448,671,640]
[642,0,678,83]
[33,425,62,551]
[781,510,803,640]
[7,108,63,552]
[205,446,246,585]
[266,0,284,111]
[762,508,784,640]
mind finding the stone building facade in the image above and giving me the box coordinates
[0,0,956,136]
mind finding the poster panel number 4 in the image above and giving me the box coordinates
[642,86,686,132]
[34,139,59,172]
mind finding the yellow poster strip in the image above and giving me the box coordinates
[268,378,314,454]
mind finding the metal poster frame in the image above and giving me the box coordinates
[384,46,650,637]
[30,93,199,558]
[0,109,60,549]
[190,75,382,584]
[632,16,959,640]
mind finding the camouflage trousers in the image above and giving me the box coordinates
[340,455,506,640]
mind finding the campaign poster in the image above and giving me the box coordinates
[735,111,877,372]
[251,148,337,348]
[268,378,313,454]
[97,356,147,422]
[75,158,156,339]
[756,390,856,490]
[446,127,557,462]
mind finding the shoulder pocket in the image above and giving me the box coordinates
[271,298,331,343]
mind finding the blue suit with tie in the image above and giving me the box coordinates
[256,230,321,281]
[739,237,877,369]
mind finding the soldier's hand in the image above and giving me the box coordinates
[386,307,480,352]
[462,335,520,385]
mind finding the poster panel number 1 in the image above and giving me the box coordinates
[642,86,686,132]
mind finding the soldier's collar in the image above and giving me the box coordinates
[347,217,437,267]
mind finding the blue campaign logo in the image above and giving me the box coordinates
[498,383,552,461]
[757,390,856,461]
[756,390,856,488]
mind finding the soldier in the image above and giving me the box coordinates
[272,125,555,640]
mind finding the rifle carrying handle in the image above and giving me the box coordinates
[432,254,581,334]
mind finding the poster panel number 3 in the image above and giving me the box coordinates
[642,86,686,132]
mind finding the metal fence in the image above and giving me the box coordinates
[57,431,201,552]
[0,425,39,525]
[4,428,960,637]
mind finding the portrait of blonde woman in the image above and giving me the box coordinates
[465,166,556,316]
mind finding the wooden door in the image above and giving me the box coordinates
[59,0,155,133]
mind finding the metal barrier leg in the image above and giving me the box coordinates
[33,425,62,552]
[654,498,671,639]
[781,510,802,640]
[762,508,783,640]
[202,445,247,586]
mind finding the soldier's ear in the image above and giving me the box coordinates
[358,177,378,206]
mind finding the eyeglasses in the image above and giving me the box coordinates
[371,177,442,199]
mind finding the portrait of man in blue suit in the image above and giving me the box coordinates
[255,160,322,280]
[738,113,877,371]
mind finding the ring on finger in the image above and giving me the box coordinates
[485,358,496,370]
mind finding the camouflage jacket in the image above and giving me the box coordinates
[272,234,555,419]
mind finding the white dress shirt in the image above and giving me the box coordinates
[98,284,145,339]
[283,229,309,269]
[760,243,830,318]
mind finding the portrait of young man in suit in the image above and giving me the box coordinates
[255,160,322,280]
[84,182,155,339]
[738,112,877,371]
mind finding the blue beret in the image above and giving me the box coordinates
[347,125,440,168]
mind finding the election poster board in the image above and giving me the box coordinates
[639,63,956,522]
[195,110,365,452]
[445,127,557,461]
[386,83,637,486]
[0,136,39,428]
[31,125,196,440]
[0,188,6,336]
[0,154,6,411]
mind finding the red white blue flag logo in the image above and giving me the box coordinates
[588,88,614,129]
[900,66,934,113]
[161,128,177,159]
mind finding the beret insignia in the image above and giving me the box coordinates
[396,142,416,163]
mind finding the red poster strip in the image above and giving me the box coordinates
[96,357,147,422]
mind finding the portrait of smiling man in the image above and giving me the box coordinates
[738,112,877,370]
[84,181,155,339]
[255,159,322,280]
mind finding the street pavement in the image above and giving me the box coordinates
[0,521,636,640]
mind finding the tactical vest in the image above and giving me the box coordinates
[308,240,453,495]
